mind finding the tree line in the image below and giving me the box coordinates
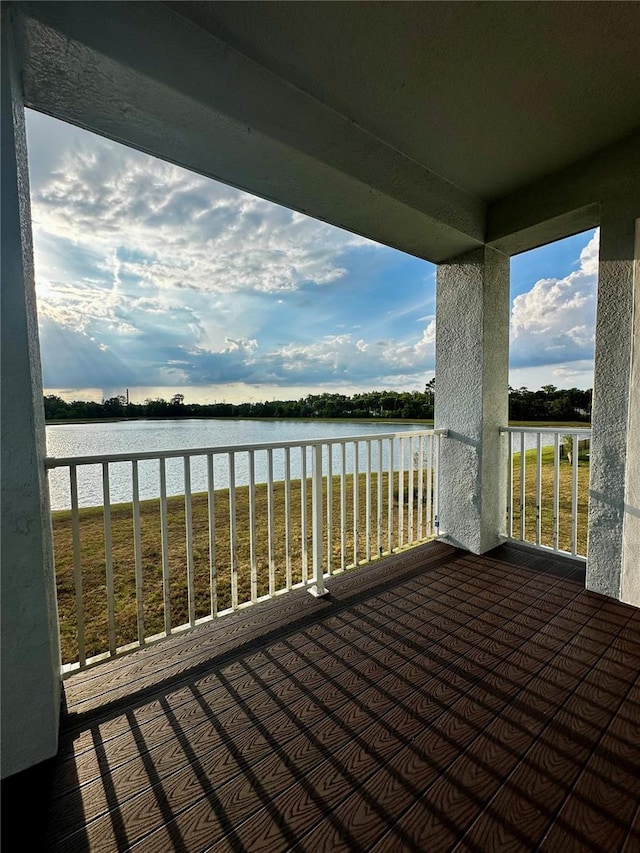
[43,383,592,423]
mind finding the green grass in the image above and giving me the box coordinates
[53,445,591,666]
[510,445,589,556]
[52,471,431,664]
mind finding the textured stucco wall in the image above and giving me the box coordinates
[587,205,638,601]
[1,15,61,778]
[488,131,640,256]
[620,220,640,606]
[435,246,510,554]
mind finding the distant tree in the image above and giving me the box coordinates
[103,396,126,417]
[43,383,592,424]
[168,393,187,416]
[43,394,69,420]
[144,398,170,417]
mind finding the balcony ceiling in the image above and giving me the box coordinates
[11,1,640,261]
[170,1,640,202]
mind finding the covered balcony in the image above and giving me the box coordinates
[5,541,640,850]
[2,2,639,850]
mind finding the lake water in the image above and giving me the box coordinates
[46,419,434,510]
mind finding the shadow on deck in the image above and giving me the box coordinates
[4,541,640,851]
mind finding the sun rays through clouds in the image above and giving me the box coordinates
[26,111,595,402]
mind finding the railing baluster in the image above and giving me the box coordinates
[408,436,414,544]
[571,432,579,556]
[184,456,195,627]
[309,443,328,597]
[207,454,216,618]
[519,432,526,541]
[417,435,424,540]
[398,438,405,547]
[159,458,171,634]
[377,438,383,557]
[228,453,238,609]
[267,448,275,595]
[340,442,347,572]
[535,434,542,546]
[131,460,144,646]
[553,434,560,551]
[426,435,433,536]
[102,462,116,656]
[301,446,308,582]
[284,447,292,589]
[353,441,359,566]
[69,466,86,668]
[365,440,372,562]
[433,435,441,536]
[326,444,333,575]
[507,431,513,538]
[248,450,257,603]
[388,438,394,550]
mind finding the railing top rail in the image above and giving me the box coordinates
[500,426,591,435]
[45,428,448,469]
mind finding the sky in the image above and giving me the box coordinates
[25,110,598,404]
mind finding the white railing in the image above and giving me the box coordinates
[46,429,446,674]
[500,427,591,560]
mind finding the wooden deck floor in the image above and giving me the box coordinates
[4,541,640,852]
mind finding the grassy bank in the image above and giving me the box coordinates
[510,445,589,556]
[53,471,424,663]
[52,443,590,665]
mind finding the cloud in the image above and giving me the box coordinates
[510,230,598,369]
[30,128,368,300]
[250,326,436,386]
[27,113,438,395]
[38,315,144,388]
[383,320,436,370]
[28,112,597,400]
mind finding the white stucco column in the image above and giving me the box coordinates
[588,209,640,606]
[435,246,510,554]
[1,14,61,778]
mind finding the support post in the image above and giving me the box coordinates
[588,209,640,606]
[1,11,61,778]
[435,246,510,554]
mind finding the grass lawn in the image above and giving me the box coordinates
[52,442,590,666]
[52,471,433,664]
[510,445,589,557]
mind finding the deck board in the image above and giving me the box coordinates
[4,541,640,852]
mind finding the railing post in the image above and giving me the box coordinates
[309,442,329,598]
